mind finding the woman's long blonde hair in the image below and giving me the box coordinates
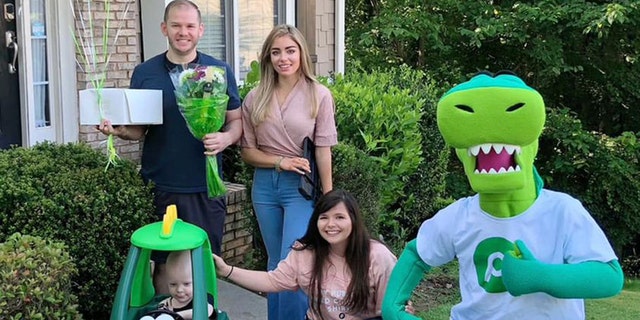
[250,24,319,126]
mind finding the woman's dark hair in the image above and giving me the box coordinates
[295,189,372,318]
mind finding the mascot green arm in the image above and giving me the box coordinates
[502,240,624,298]
[382,239,431,320]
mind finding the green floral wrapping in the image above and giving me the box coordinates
[172,65,229,198]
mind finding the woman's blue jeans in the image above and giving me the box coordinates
[252,167,313,320]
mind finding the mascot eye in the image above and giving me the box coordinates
[455,104,474,113]
[506,102,525,112]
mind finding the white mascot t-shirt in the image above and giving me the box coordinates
[416,189,617,320]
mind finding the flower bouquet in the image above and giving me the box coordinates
[171,64,229,198]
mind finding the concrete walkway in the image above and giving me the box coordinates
[217,279,267,319]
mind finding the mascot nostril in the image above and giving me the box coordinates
[381,71,624,320]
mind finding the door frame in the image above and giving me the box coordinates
[15,0,77,147]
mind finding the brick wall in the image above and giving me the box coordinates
[74,0,143,162]
[221,183,253,265]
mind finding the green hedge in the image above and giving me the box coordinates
[0,142,155,319]
[329,66,450,250]
[332,143,385,237]
[537,108,640,256]
[0,233,81,319]
[330,69,425,209]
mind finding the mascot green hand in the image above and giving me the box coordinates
[503,240,623,298]
[382,71,623,320]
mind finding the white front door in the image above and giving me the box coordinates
[10,0,78,148]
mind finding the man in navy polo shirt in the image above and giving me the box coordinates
[99,0,241,294]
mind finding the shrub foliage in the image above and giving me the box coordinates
[332,143,385,237]
[331,70,424,208]
[347,0,640,135]
[0,142,154,318]
[0,233,81,319]
[537,108,640,256]
[622,255,640,279]
[330,67,450,250]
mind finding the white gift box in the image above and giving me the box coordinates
[79,88,163,125]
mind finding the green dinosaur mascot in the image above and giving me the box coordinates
[382,71,624,319]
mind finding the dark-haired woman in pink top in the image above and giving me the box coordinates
[214,190,403,320]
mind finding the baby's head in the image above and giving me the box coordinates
[165,250,193,305]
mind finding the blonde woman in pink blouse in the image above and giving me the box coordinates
[240,24,338,320]
[214,190,400,320]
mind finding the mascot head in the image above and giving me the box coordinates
[437,71,545,195]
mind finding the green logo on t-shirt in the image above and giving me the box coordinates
[473,237,514,293]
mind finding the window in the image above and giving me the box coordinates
[193,0,284,81]
[31,0,50,128]
[236,1,279,79]
[140,0,289,81]
[197,1,226,61]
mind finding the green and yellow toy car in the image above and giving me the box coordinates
[110,205,228,320]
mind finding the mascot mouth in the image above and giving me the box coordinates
[468,143,521,174]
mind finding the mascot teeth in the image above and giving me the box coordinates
[474,165,521,174]
[468,143,521,157]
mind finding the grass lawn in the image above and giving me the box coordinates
[415,265,640,319]
[585,279,640,319]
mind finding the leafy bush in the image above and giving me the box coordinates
[537,108,640,255]
[330,68,425,209]
[396,161,452,245]
[238,60,260,99]
[0,142,155,319]
[0,233,81,319]
[392,67,450,234]
[444,159,473,201]
[332,143,385,237]
[330,66,452,250]
[347,0,640,135]
[622,255,640,279]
